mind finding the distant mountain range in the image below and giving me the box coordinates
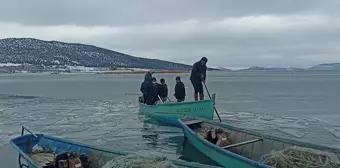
[217,63,340,71]
[0,38,199,70]
[241,66,305,71]
[308,63,340,70]
[0,38,339,72]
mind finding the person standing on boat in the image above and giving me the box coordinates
[140,71,154,105]
[190,57,208,101]
[152,77,161,104]
[159,78,168,102]
[174,76,186,102]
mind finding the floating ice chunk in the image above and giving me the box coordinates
[277,128,307,139]
[275,122,307,129]
[221,114,236,118]
[261,115,275,121]
[235,112,257,120]
[303,118,320,123]
[93,112,105,115]
[326,127,340,139]
[296,119,309,126]
[281,116,299,122]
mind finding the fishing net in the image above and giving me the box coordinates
[195,123,217,138]
[260,146,340,168]
[101,155,177,168]
[195,123,233,142]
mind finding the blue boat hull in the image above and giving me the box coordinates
[10,128,221,168]
[157,116,183,127]
[178,117,340,168]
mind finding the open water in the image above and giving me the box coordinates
[0,71,340,167]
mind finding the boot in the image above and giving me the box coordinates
[199,93,204,100]
[194,93,198,101]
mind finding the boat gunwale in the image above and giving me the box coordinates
[179,117,340,167]
[179,118,271,168]
[201,118,340,154]
[10,133,222,168]
[138,98,215,108]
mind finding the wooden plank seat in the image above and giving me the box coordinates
[223,138,263,149]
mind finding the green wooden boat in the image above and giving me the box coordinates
[139,94,216,127]
[179,117,340,168]
[11,126,221,168]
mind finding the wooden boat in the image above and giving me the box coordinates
[10,126,221,168]
[179,117,340,168]
[139,94,216,127]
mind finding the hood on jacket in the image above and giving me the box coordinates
[144,72,152,82]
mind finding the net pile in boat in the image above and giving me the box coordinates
[195,123,218,137]
[260,146,340,168]
[101,155,177,168]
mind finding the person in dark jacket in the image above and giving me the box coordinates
[159,78,168,101]
[140,71,154,105]
[152,77,161,104]
[174,76,186,102]
[190,57,208,101]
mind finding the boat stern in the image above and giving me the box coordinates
[10,134,44,155]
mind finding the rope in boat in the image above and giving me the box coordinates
[102,155,177,168]
[260,146,340,168]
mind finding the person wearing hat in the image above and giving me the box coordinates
[151,77,161,104]
[174,76,186,102]
[190,57,208,101]
[140,71,154,105]
[159,78,168,102]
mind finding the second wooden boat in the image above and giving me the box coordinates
[139,94,216,127]
[179,117,340,168]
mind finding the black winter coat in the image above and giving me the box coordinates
[174,82,186,99]
[190,61,207,82]
[158,84,168,98]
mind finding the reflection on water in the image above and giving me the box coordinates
[141,117,221,166]
[180,138,220,166]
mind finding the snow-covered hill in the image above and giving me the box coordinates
[308,63,340,70]
[0,38,193,70]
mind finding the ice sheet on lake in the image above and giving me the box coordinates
[235,112,258,120]
[326,127,340,139]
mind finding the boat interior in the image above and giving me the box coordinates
[12,134,131,168]
[183,119,340,164]
[12,133,222,168]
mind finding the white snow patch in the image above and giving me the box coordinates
[117,68,150,72]
[72,61,80,65]
[52,60,60,64]
[66,66,94,71]
[0,63,22,67]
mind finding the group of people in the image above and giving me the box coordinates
[140,57,208,105]
[140,72,186,105]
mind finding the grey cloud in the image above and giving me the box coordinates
[0,0,339,26]
[1,0,340,69]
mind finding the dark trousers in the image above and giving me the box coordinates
[177,98,185,102]
[143,94,154,105]
[190,79,204,94]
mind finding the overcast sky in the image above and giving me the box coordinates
[1,0,340,69]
